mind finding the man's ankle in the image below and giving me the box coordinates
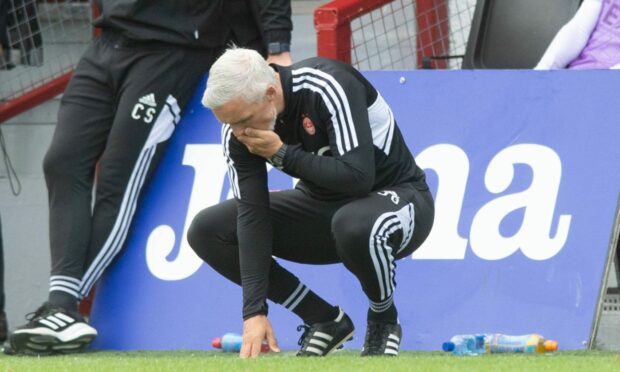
[367,303,398,324]
[49,291,78,312]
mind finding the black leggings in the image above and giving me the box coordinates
[187,184,434,313]
[43,32,218,300]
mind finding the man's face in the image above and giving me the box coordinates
[213,95,277,138]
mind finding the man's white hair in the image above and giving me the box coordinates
[202,47,276,109]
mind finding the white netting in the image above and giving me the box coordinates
[348,0,476,70]
[0,0,92,102]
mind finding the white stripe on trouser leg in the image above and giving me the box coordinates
[397,203,415,255]
[78,146,155,297]
[145,96,180,148]
[375,223,399,298]
[50,278,80,294]
[79,95,180,297]
[368,203,416,302]
[369,214,399,300]
[49,276,81,296]
[50,275,81,285]
[49,285,79,298]
[50,278,79,287]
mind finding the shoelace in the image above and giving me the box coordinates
[24,303,53,322]
[297,324,311,347]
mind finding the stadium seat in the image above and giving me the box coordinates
[462,0,582,69]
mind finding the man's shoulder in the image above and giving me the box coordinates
[291,57,351,73]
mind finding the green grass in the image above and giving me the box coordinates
[1,350,619,372]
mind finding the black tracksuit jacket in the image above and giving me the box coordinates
[93,0,292,52]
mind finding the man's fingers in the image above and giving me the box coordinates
[244,127,270,138]
[267,330,280,353]
[239,339,251,359]
[238,135,263,147]
[237,136,268,155]
[241,336,263,358]
[250,339,262,358]
[266,326,280,352]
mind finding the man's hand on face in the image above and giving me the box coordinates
[237,128,284,159]
[240,314,280,358]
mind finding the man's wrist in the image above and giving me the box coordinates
[267,42,291,55]
[269,143,287,170]
[243,302,269,320]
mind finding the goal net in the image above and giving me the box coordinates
[0,0,92,122]
[315,0,477,70]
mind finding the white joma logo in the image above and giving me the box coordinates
[146,143,572,281]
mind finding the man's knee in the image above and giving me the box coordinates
[43,144,76,180]
[331,207,369,256]
[187,203,236,261]
[187,209,217,253]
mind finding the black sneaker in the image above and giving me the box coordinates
[9,302,97,355]
[361,321,402,356]
[296,307,355,356]
[0,310,7,343]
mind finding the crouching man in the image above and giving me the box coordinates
[188,47,434,358]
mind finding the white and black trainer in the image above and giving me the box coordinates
[9,302,97,355]
[361,321,402,356]
[296,307,355,356]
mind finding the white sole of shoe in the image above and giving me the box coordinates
[13,322,97,343]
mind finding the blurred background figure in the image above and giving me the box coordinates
[0,0,10,69]
[536,0,620,69]
[0,214,6,343]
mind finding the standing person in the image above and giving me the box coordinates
[536,0,620,304]
[187,47,435,358]
[535,0,620,69]
[8,0,292,356]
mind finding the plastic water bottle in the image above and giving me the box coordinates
[442,334,486,355]
[485,333,558,353]
[211,333,271,353]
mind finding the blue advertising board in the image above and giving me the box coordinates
[90,70,620,351]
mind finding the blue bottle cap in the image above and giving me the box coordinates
[442,342,455,352]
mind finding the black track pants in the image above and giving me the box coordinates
[44,32,217,299]
[187,184,434,313]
